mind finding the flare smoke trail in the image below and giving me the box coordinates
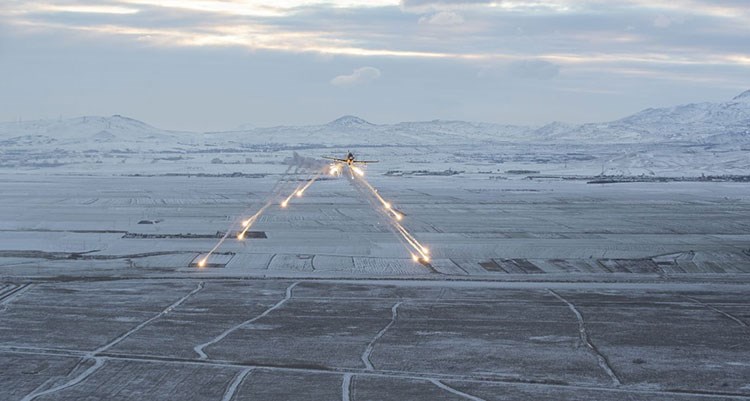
[349,166,403,221]
[282,170,324,208]
[198,165,298,267]
[237,202,273,239]
[199,161,425,268]
[347,174,414,258]
[347,165,430,262]
[298,171,323,196]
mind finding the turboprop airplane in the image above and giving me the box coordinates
[322,152,378,166]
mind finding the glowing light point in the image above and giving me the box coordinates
[422,247,430,255]
[296,190,304,197]
[394,212,403,221]
[384,202,392,209]
[281,200,288,208]
[198,259,207,268]
[412,254,419,262]
[237,233,245,240]
[329,164,342,176]
[242,220,250,227]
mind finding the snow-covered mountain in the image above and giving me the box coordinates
[201,90,750,145]
[530,91,750,144]
[326,115,374,129]
[0,115,196,149]
[1,90,748,148]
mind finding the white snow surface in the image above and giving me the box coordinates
[0,91,748,176]
[3,91,749,147]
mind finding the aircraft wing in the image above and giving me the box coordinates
[353,160,378,164]
[322,156,347,162]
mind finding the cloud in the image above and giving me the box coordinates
[4,0,750,73]
[418,11,464,25]
[403,0,492,3]
[330,67,382,86]
[507,59,560,80]
[33,4,141,15]
[3,0,750,130]
[402,0,494,9]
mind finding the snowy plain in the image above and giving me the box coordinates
[1,92,749,400]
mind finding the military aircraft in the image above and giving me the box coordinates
[323,152,378,166]
[322,152,378,166]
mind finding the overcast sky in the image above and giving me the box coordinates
[1,0,749,131]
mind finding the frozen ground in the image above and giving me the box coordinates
[0,171,748,279]
[1,166,749,400]
[2,92,750,399]
[2,280,750,400]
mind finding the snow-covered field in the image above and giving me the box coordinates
[0,173,748,279]
[1,92,750,400]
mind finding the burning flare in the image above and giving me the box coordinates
[348,165,432,264]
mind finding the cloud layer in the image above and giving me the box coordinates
[0,0,749,129]
[331,67,382,86]
[418,11,465,25]
[3,0,749,70]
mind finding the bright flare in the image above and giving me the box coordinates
[237,201,273,240]
[350,168,432,265]
[281,172,322,209]
[281,189,296,208]
[329,164,342,176]
[351,166,365,176]
[198,259,207,268]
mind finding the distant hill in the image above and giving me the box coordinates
[2,90,748,148]
[326,115,374,128]
[528,90,750,144]
[0,115,192,149]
